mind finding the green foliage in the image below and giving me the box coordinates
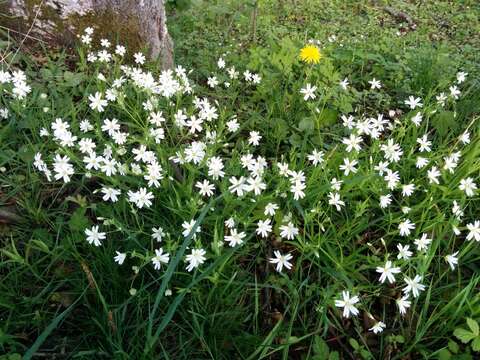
[1,0,480,359]
[454,318,480,352]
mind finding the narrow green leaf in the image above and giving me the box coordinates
[23,289,86,360]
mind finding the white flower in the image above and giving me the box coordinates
[379,194,392,209]
[308,149,325,165]
[264,202,279,216]
[402,184,415,197]
[81,34,92,45]
[226,118,240,132]
[414,233,432,252]
[339,158,358,176]
[427,166,441,184]
[85,225,105,247]
[443,153,459,174]
[385,170,400,190]
[369,321,386,334]
[452,200,464,219]
[380,139,403,163]
[397,244,412,260]
[290,181,305,200]
[225,218,235,229]
[182,219,201,238]
[449,85,461,99]
[134,52,145,65]
[328,192,345,211]
[376,260,401,284]
[339,78,349,90]
[207,157,225,180]
[248,131,262,146]
[152,248,170,270]
[403,275,425,298]
[101,118,120,136]
[101,187,121,202]
[416,156,429,169]
[453,226,461,235]
[80,119,94,132]
[342,134,362,153]
[248,176,267,196]
[411,112,423,126]
[445,251,459,270]
[436,92,447,106]
[256,219,272,238]
[114,251,126,265]
[196,179,215,197]
[466,221,480,241]
[78,138,96,154]
[300,83,317,100]
[207,76,218,88]
[53,154,74,183]
[227,66,239,79]
[375,161,390,176]
[251,73,261,84]
[456,71,467,83]
[83,153,102,170]
[460,131,470,144]
[217,57,225,69]
[185,248,206,272]
[335,291,360,318]
[127,188,154,209]
[224,228,246,247]
[277,162,290,176]
[0,108,10,119]
[368,78,381,90]
[97,50,112,63]
[404,96,423,109]
[152,227,166,242]
[396,296,411,315]
[100,38,111,47]
[459,178,477,197]
[341,114,356,129]
[269,250,293,273]
[330,178,343,191]
[229,176,248,197]
[417,135,432,152]
[88,92,108,112]
[279,222,299,240]
[115,45,126,56]
[398,219,415,237]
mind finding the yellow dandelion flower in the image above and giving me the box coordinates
[299,45,321,64]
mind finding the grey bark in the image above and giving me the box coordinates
[3,0,174,69]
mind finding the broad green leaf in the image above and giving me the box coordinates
[431,111,458,137]
[448,339,459,354]
[299,117,314,132]
[349,338,360,350]
[437,349,451,360]
[69,207,89,232]
[316,108,338,128]
[466,318,479,336]
[329,352,340,360]
[63,71,84,87]
[453,328,476,343]
[313,336,329,357]
[472,336,480,352]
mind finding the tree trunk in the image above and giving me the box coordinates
[3,0,174,69]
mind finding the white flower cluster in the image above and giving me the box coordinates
[0,68,31,99]
[22,28,480,333]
